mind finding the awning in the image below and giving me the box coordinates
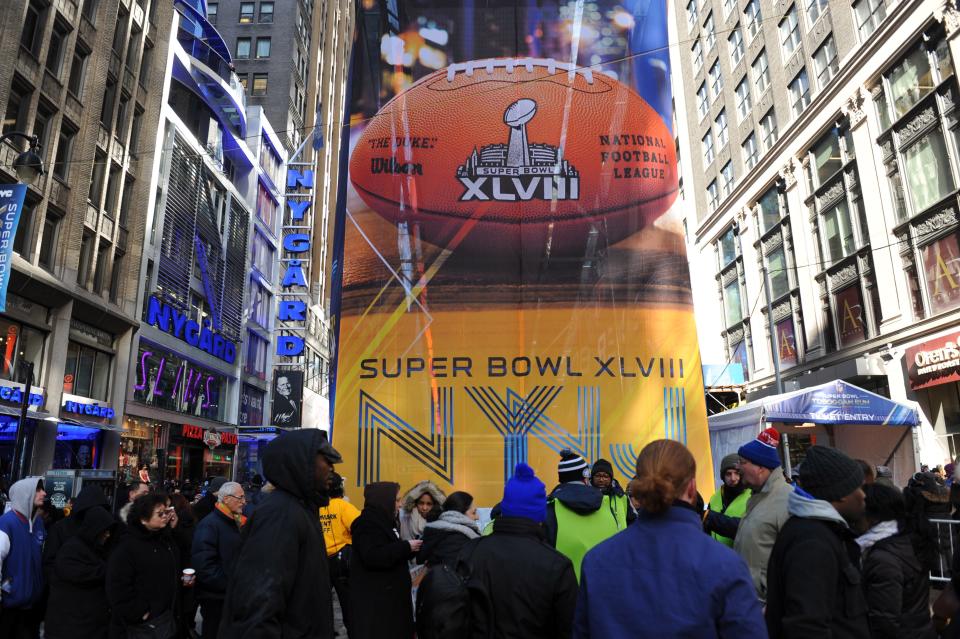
[709,380,919,432]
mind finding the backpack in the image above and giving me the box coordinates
[415,539,488,639]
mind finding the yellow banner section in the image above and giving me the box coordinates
[333,306,713,506]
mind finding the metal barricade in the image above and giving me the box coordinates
[929,519,959,582]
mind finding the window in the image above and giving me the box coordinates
[767,245,791,299]
[68,48,89,97]
[903,129,955,212]
[13,198,35,258]
[109,251,124,302]
[256,37,271,59]
[104,165,121,216]
[116,97,129,143]
[118,177,133,228]
[729,27,744,66]
[723,0,736,18]
[719,226,739,266]
[81,0,98,22]
[0,319,45,384]
[77,232,93,286]
[707,180,720,212]
[207,2,218,23]
[89,152,107,206]
[239,2,254,23]
[779,6,801,58]
[38,209,61,270]
[112,11,127,55]
[821,201,856,262]
[743,133,759,169]
[759,186,784,232]
[696,82,709,119]
[252,73,268,96]
[236,37,251,59]
[703,130,715,166]
[20,2,44,57]
[854,0,886,40]
[100,79,117,127]
[715,110,729,148]
[92,242,110,293]
[720,161,735,196]
[723,279,743,324]
[138,41,153,87]
[130,107,143,152]
[250,230,274,279]
[686,0,698,32]
[259,2,273,23]
[813,37,839,89]
[788,69,811,118]
[64,341,112,400]
[805,0,829,25]
[745,0,762,39]
[46,21,71,76]
[752,50,770,94]
[887,43,935,120]
[761,109,779,149]
[31,106,53,161]
[53,122,77,181]
[244,332,269,379]
[239,75,249,93]
[709,61,723,99]
[2,82,31,135]
[248,277,272,329]
[705,13,716,50]
[735,79,752,121]
[692,39,703,73]
[125,25,142,70]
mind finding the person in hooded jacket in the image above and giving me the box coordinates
[0,477,47,638]
[45,506,117,639]
[859,483,937,639]
[589,458,636,527]
[398,480,446,541]
[573,440,766,639]
[417,491,480,567]
[350,482,422,639]
[106,492,182,639]
[42,485,112,582]
[218,429,342,639]
[545,450,623,581]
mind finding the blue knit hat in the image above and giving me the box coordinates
[501,463,547,523]
[738,427,782,469]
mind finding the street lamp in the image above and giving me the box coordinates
[0,132,44,185]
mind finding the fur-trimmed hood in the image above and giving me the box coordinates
[401,481,446,512]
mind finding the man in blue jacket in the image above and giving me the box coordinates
[0,476,47,637]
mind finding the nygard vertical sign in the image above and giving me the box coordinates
[277,167,313,358]
[332,0,712,505]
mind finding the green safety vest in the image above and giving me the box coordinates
[553,495,625,582]
[707,487,752,547]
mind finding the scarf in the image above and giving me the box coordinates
[216,502,247,528]
[856,520,898,551]
[424,510,480,539]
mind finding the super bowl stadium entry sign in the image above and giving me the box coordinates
[331,0,712,505]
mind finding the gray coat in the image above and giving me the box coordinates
[732,469,792,600]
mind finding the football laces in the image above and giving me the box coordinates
[445,58,595,85]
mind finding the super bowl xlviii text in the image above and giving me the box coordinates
[359,356,685,379]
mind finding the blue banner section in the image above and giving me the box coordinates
[0,185,27,314]
[764,380,919,426]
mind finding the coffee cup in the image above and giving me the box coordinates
[182,568,196,587]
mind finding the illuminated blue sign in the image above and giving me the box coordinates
[147,296,237,364]
[277,168,314,357]
[63,399,115,419]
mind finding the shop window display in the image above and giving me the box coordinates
[0,319,45,384]
[52,424,102,469]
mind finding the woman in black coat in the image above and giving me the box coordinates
[44,506,117,639]
[107,493,182,639]
[860,483,937,639]
[350,481,421,639]
[417,491,480,567]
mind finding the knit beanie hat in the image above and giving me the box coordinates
[501,463,547,523]
[738,428,782,469]
[558,449,590,483]
[720,453,741,477]
[591,458,614,480]
[799,446,865,502]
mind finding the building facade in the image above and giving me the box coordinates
[122,0,286,485]
[0,0,172,480]
[673,0,960,463]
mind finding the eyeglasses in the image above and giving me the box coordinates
[225,494,246,502]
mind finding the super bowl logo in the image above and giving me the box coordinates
[456,99,580,202]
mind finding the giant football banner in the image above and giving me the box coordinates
[331,0,712,504]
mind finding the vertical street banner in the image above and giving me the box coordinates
[332,0,712,504]
[0,185,27,314]
[271,370,304,428]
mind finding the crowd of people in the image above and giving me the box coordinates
[0,424,958,638]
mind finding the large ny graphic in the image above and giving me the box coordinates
[465,386,601,482]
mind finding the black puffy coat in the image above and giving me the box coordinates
[349,506,416,639]
[44,507,116,639]
[862,533,937,639]
[218,429,336,639]
[417,513,479,567]
[191,506,243,601]
[42,485,111,581]
[106,522,181,637]
[464,516,578,639]
[766,516,870,639]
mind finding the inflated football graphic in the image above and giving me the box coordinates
[350,58,678,257]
